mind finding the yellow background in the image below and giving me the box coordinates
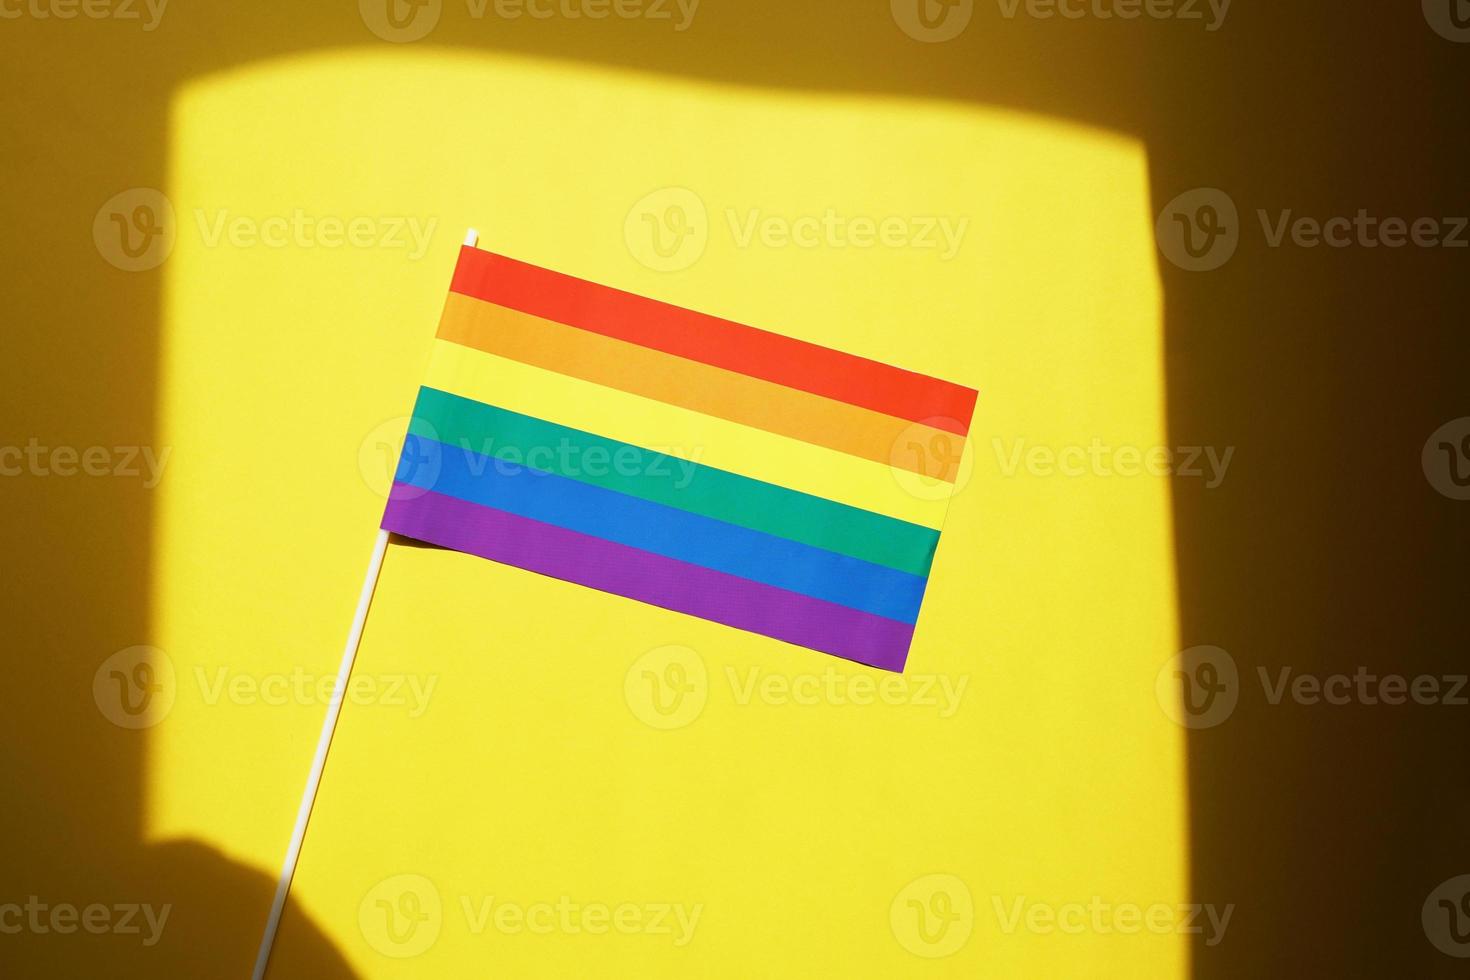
[149,51,1182,977]
[0,9,1198,977]
[7,3,1464,978]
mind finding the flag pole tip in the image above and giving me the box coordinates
[463,228,479,248]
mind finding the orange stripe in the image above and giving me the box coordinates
[450,247,978,434]
[435,292,962,482]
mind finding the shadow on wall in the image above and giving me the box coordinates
[0,1,1465,976]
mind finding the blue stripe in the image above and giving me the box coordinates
[397,434,928,624]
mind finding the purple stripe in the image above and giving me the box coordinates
[383,485,915,672]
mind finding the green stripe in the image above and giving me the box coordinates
[409,386,938,577]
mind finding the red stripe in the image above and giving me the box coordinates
[450,247,977,435]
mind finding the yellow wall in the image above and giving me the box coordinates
[145,50,1183,977]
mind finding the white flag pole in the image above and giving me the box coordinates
[250,528,389,979]
[250,228,480,979]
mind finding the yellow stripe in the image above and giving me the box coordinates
[424,339,953,528]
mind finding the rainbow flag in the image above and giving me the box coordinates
[381,245,976,672]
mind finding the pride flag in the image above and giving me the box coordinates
[381,245,976,671]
